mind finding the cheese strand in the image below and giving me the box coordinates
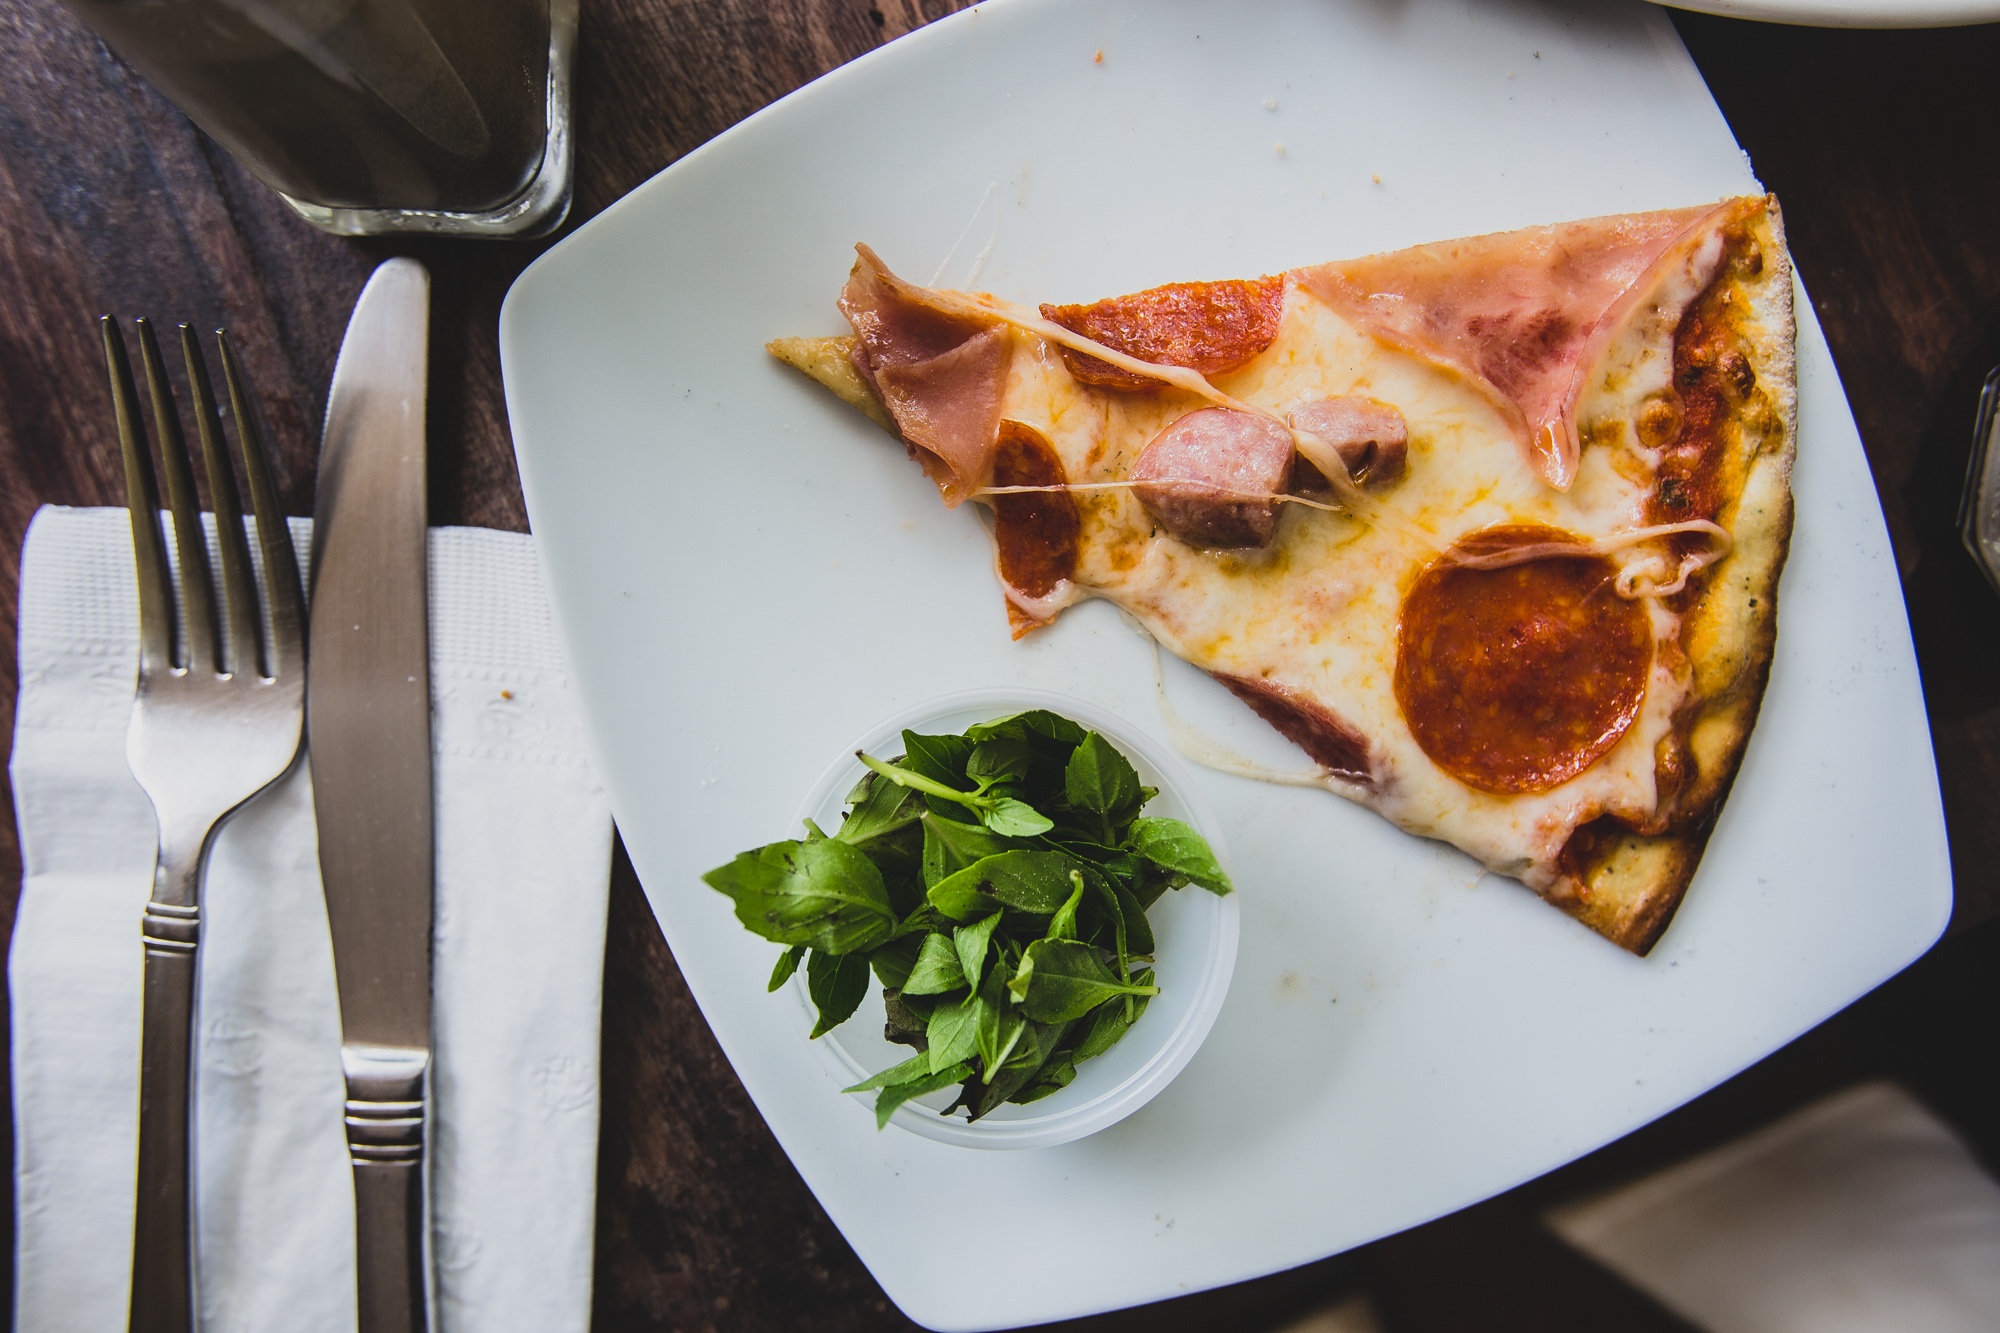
[978,480,1731,599]
[1145,641,1332,790]
[930,285,1731,602]
[922,287,1446,552]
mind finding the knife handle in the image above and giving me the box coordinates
[130,891,200,1333]
[344,1045,431,1333]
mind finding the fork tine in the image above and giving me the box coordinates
[216,329,304,679]
[178,325,260,678]
[135,318,219,675]
[101,317,175,675]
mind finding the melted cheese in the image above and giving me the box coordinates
[986,283,1695,891]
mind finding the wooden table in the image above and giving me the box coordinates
[3,2,1997,1328]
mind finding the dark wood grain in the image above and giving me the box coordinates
[3,2,2000,1330]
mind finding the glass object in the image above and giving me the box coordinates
[62,0,576,238]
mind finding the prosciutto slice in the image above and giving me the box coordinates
[840,245,1011,507]
[1294,199,1754,490]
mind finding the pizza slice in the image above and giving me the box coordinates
[770,196,1796,954]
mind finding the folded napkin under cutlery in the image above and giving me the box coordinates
[10,505,612,1332]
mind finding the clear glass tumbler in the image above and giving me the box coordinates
[62,0,577,238]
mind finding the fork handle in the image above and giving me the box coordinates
[130,900,200,1333]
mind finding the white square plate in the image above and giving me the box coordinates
[499,0,1952,1326]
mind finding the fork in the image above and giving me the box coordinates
[100,317,307,1333]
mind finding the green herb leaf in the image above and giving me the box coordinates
[861,748,1055,837]
[871,1060,973,1129]
[1127,817,1233,895]
[1113,880,1156,959]
[767,944,808,992]
[964,710,1087,746]
[920,811,1009,887]
[1010,939,1159,1024]
[842,1051,932,1093]
[836,767,926,847]
[900,730,974,787]
[973,1021,1066,1118]
[954,911,1002,992]
[966,736,1037,785]
[867,934,922,990]
[977,796,1055,837]
[1047,871,1086,942]
[1065,730,1143,825]
[1072,971,1153,1062]
[928,849,1075,921]
[702,839,897,954]
[1086,873,1130,977]
[901,932,969,997]
[1010,1057,1077,1104]
[806,949,871,1038]
[925,991,982,1073]
[974,965,1025,1077]
[882,989,929,1049]
[926,872,1006,922]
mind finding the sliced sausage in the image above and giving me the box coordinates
[1131,407,1295,549]
[1287,396,1409,490]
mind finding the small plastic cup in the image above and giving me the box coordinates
[790,688,1240,1149]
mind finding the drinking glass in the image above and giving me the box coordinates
[62,0,577,238]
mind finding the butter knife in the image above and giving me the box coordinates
[309,257,434,1333]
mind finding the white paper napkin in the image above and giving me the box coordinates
[9,505,612,1332]
[1546,1081,2000,1332]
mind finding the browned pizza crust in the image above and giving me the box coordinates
[1551,201,1797,953]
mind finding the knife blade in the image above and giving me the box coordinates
[309,256,434,1333]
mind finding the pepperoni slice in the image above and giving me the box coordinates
[1395,525,1652,794]
[1041,277,1285,392]
[991,420,1079,601]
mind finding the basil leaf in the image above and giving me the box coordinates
[767,944,807,993]
[974,965,1024,1077]
[954,912,1002,992]
[928,849,1074,921]
[967,736,1036,785]
[900,730,973,789]
[1010,1057,1077,1105]
[702,838,897,953]
[806,948,871,1038]
[901,933,969,997]
[1086,873,1130,976]
[1047,871,1086,942]
[964,709,1087,747]
[921,811,1009,886]
[926,875,1006,923]
[837,767,926,847]
[1065,730,1143,823]
[867,934,921,990]
[861,828,928,918]
[842,1051,931,1093]
[882,989,929,1049]
[1113,880,1156,959]
[1072,971,1153,1062]
[1010,939,1158,1024]
[1127,817,1233,895]
[978,796,1055,838]
[973,1020,1066,1118]
[925,990,982,1073]
[871,1060,973,1129]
